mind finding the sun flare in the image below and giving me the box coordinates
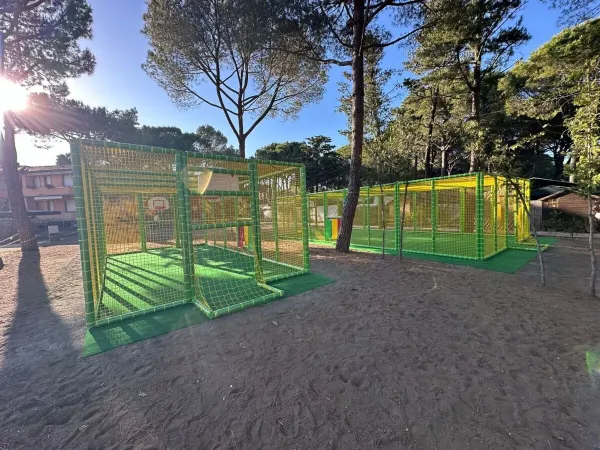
[0,78,29,114]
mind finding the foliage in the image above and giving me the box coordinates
[338,33,408,184]
[143,0,326,157]
[195,125,237,155]
[411,0,530,171]
[0,1,95,88]
[55,153,71,165]
[546,0,600,25]
[255,136,348,192]
[501,18,600,192]
[20,93,238,155]
[541,210,597,234]
[20,92,138,144]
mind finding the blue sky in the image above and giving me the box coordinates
[17,0,562,166]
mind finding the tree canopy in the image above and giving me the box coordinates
[256,136,348,192]
[143,0,326,157]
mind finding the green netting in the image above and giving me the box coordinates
[308,173,534,261]
[72,140,310,328]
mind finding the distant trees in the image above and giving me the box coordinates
[411,0,530,172]
[143,0,325,157]
[195,125,237,155]
[256,136,348,192]
[55,154,71,166]
[22,93,239,155]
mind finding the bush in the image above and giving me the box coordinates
[541,210,599,234]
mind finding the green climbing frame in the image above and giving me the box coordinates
[72,140,310,328]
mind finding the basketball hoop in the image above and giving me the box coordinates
[148,197,170,212]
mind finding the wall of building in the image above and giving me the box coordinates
[538,193,600,233]
[0,168,76,223]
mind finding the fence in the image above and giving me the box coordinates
[72,140,309,328]
[307,173,534,260]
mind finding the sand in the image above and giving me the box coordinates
[1,240,600,449]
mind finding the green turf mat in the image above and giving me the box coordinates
[404,248,543,273]
[270,271,336,295]
[312,236,556,273]
[82,271,335,357]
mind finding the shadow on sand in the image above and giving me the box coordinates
[1,250,76,376]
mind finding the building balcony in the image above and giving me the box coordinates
[22,185,74,197]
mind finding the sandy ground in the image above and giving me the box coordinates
[1,240,600,449]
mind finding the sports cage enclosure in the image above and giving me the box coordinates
[72,140,309,328]
[307,173,535,260]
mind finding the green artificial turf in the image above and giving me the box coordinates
[404,248,542,273]
[313,232,557,274]
[82,269,335,357]
[99,246,304,321]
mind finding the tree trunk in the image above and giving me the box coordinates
[514,181,545,287]
[424,88,439,178]
[413,153,418,177]
[441,145,448,176]
[1,118,38,251]
[552,145,565,180]
[335,0,365,253]
[569,153,577,183]
[588,192,597,297]
[469,54,482,173]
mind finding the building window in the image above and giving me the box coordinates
[63,174,73,187]
[549,198,559,208]
[34,176,43,188]
[36,200,56,211]
[66,199,76,212]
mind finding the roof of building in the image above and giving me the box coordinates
[19,165,72,172]
[531,185,569,201]
[0,165,72,174]
[530,177,575,189]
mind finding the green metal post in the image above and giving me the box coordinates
[221,196,227,249]
[322,191,327,241]
[299,166,310,271]
[202,198,208,244]
[493,176,498,252]
[174,195,181,248]
[504,179,510,248]
[514,180,520,242]
[475,172,484,259]
[137,194,147,252]
[234,196,240,248]
[182,156,196,295]
[95,185,106,271]
[363,193,367,229]
[176,152,194,301]
[459,188,466,233]
[271,176,280,261]
[366,187,371,246]
[412,191,417,231]
[394,183,400,253]
[71,142,95,327]
[249,159,264,281]
[431,179,437,253]
[213,199,217,247]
